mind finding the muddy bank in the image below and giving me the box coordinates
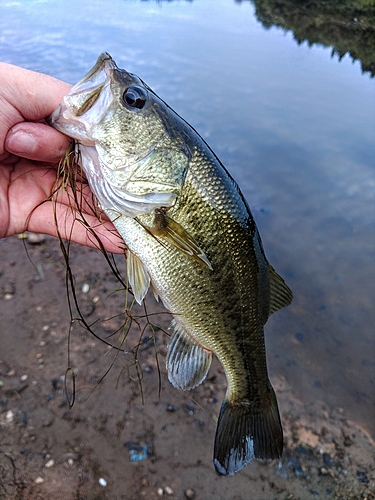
[0,235,374,499]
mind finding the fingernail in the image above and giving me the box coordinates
[6,130,37,155]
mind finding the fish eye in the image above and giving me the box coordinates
[122,86,147,110]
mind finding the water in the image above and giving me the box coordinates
[1,0,374,436]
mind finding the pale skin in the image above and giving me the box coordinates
[0,62,122,253]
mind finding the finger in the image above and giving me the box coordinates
[0,62,71,119]
[5,122,71,163]
[27,198,125,254]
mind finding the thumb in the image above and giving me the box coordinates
[5,122,71,163]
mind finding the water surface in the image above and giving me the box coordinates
[1,0,374,435]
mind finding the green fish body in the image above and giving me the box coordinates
[49,54,293,475]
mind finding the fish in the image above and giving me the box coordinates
[48,53,293,476]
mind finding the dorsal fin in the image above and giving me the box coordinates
[126,249,150,305]
[268,264,293,316]
[166,321,212,391]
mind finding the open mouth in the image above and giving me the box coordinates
[47,53,116,143]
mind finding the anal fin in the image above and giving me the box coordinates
[166,321,212,391]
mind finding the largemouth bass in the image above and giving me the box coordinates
[48,53,293,476]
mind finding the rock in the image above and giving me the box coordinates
[5,410,14,423]
[184,489,196,499]
[27,233,46,244]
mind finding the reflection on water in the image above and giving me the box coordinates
[244,0,375,76]
[0,0,374,436]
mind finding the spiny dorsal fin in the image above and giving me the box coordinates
[126,249,150,305]
[166,321,212,391]
[268,264,293,316]
[151,211,213,270]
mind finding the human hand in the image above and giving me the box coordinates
[0,62,122,253]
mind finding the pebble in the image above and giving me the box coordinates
[45,459,55,468]
[165,486,174,495]
[82,283,90,293]
[99,478,107,487]
[34,476,44,484]
[184,489,196,499]
[27,233,45,244]
[6,410,14,423]
[4,293,14,300]
[20,374,28,382]
[157,488,164,496]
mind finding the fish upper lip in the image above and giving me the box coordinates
[74,52,116,89]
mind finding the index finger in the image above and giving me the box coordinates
[0,62,71,120]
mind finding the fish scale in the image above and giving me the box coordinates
[48,53,293,476]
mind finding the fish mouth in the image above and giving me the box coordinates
[72,52,116,92]
[47,53,117,144]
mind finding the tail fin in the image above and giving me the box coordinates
[213,388,283,476]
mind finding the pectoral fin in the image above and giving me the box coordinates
[126,249,150,305]
[150,210,213,270]
[268,264,293,315]
[166,321,212,391]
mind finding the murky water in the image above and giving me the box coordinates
[1,0,374,436]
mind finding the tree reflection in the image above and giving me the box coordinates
[237,0,375,77]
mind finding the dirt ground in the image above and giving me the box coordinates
[0,234,374,500]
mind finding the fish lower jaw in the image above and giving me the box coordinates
[48,107,96,146]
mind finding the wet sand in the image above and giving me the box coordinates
[0,235,374,499]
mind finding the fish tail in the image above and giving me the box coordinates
[213,387,283,476]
